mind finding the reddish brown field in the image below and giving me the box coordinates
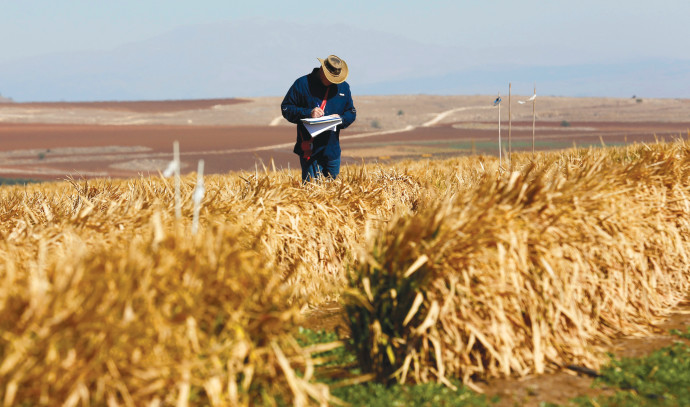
[0,98,248,113]
[0,123,296,180]
[0,95,688,181]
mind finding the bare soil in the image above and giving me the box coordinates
[1,119,687,181]
[1,95,687,181]
[0,123,296,180]
[0,98,249,113]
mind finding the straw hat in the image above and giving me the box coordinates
[317,55,349,84]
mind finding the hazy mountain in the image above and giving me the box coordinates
[0,19,687,101]
[367,59,690,98]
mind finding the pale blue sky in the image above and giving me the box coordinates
[2,0,688,63]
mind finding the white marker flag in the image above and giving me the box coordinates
[193,175,205,205]
[162,160,179,177]
[518,94,537,104]
[192,159,205,234]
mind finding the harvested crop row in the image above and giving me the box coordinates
[0,221,334,406]
[0,161,444,405]
[2,140,688,404]
[345,141,690,386]
[0,164,439,304]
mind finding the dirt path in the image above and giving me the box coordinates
[269,115,285,126]
[422,106,493,127]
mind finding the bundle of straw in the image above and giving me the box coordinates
[345,141,690,385]
[0,222,329,406]
[0,164,434,405]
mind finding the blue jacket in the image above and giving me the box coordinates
[281,68,356,159]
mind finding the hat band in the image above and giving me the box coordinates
[325,60,341,76]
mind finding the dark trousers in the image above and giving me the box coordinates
[300,156,341,182]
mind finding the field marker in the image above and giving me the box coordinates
[192,159,205,234]
[174,142,181,219]
[508,83,512,170]
[518,85,537,156]
[494,94,502,168]
[162,141,182,219]
[532,84,536,156]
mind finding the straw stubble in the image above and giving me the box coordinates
[2,140,690,403]
[345,141,690,386]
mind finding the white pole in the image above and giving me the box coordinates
[498,92,502,168]
[174,141,181,220]
[508,82,512,170]
[532,83,536,156]
[192,159,205,235]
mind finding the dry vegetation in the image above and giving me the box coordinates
[346,141,690,388]
[1,139,690,405]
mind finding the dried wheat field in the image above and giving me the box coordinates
[1,139,690,406]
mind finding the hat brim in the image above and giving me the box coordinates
[318,57,348,84]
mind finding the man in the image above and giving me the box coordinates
[281,55,356,182]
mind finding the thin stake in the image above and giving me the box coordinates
[174,141,181,220]
[508,82,512,170]
[498,92,502,168]
[532,83,536,156]
[192,159,205,235]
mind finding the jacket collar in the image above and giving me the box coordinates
[309,68,335,90]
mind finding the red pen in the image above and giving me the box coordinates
[319,87,329,112]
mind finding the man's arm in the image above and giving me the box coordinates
[281,79,312,124]
[339,86,356,129]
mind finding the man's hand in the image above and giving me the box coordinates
[311,107,324,118]
[329,114,340,118]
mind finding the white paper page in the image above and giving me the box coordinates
[301,116,342,125]
[303,120,340,137]
[301,116,342,137]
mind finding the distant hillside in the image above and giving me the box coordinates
[0,94,12,103]
[0,20,473,101]
[0,19,688,101]
[365,59,690,99]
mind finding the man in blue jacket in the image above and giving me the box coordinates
[281,55,356,182]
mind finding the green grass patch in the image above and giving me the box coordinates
[571,333,690,406]
[296,328,496,406]
[670,326,690,340]
[297,327,690,406]
[332,381,497,407]
[295,327,356,368]
[0,177,42,186]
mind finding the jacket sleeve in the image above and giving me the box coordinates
[281,79,312,124]
[340,86,356,129]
